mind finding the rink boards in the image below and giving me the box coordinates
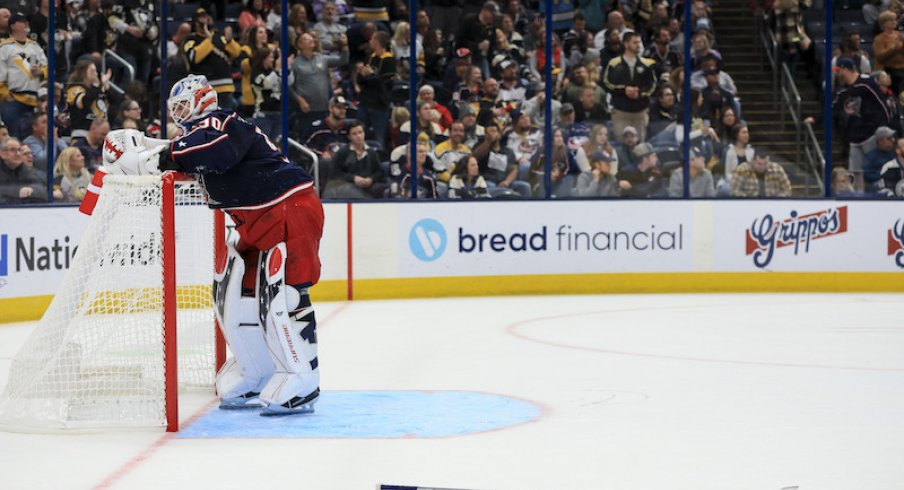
[1,200,903,321]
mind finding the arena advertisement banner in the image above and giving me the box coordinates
[711,202,904,272]
[394,201,697,277]
[0,207,89,299]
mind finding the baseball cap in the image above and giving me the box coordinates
[329,95,350,107]
[591,149,615,162]
[8,12,28,25]
[875,126,896,139]
[192,7,212,23]
[633,142,655,158]
[833,57,857,72]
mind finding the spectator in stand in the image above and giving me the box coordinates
[574,149,619,197]
[399,100,447,148]
[448,154,490,199]
[831,32,872,92]
[113,99,144,131]
[108,0,157,86]
[690,31,721,71]
[473,122,529,197]
[617,142,667,197]
[604,31,658,141]
[73,117,108,172]
[355,30,396,144]
[701,66,739,125]
[183,8,242,110]
[417,84,452,131]
[831,167,859,197]
[599,28,623,72]
[731,148,791,197]
[290,31,349,136]
[498,59,526,104]
[562,64,599,107]
[580,124,618,175]
[52,147,89,202]
[433,120,471,182]
[644,26,682,81]
[0,13,47,139]
[390,134,439,198]
[616,125,640,170]
[0,9,10,40]
[22,113,65,174]
[65,59,110,141]
[249,46,283,138]
[768,0,811,74]
[306,95,354,158]
[0,137,47,203]
[238,0,267,33]
[669,146,716,197]
[504,108,543,182]
[833,57,895,192]
[520,82,561,127]
[324,120,387,199]
[313,1,347,55]
[460,105,484,148]
[863,126,898,192]
[456,1,498,78]
[593,10,633,51]
[873,11,904,97]
[529,128,574,197]
[718,122,754,195]
[492,27,528,73]
[390,21,423,69]
[648,85,679,138]
[691,53,738,97]
[574,85,608,124]
[238,25,273,119]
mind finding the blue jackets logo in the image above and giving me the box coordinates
[0,234,7,276]
[888,219,904,269]
[409,219,447,262]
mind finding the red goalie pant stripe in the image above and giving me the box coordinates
[222,186,325,290]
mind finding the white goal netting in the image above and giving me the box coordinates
[0,175,217,431]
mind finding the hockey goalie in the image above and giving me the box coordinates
[102,74,324,416]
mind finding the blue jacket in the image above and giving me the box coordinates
[166,110,314,208]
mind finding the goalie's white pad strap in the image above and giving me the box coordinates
[213,241,273,399]
[257,243,319,407]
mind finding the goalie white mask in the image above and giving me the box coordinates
[168,74,219,126]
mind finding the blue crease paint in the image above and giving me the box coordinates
[178,391,541,439]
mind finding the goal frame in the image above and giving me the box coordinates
[163,172,227,432]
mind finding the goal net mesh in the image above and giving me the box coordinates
[0,175,216,431]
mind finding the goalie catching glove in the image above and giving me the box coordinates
[103,129,179,176]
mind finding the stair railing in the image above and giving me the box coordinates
[758,13,780,111]
[780,62,802,164]
[803,120,826,194]
[287,137,320,191]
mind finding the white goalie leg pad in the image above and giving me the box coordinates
[213,242,274,407]
[257,243,320,415]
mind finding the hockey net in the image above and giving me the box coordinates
[0,173,222,432]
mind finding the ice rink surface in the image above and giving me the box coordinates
[1,292,902,490]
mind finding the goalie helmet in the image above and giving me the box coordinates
[168,74,218,126]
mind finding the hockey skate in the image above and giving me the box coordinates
[260,387,320,416]
[219,391,262,409]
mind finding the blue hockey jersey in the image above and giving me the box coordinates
[169,109,314,208]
